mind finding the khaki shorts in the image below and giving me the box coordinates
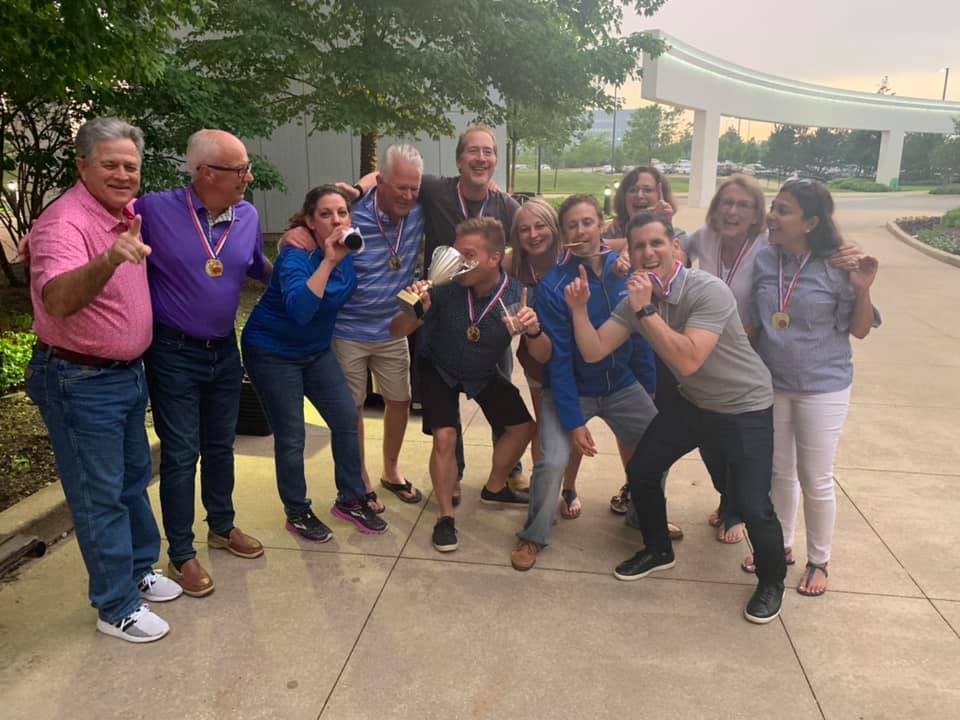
[332,336,411,406]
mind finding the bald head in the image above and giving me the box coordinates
[186,129,253,214]
[185,129,247,180]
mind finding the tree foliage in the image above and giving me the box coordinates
[620,104,684,164]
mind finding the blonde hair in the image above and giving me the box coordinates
[508,198,560,283]
[706,174,766,240]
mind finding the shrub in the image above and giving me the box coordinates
[916,229,960,255]
[828,177,890,192]
[930,184,960,195]
[942,207,960,228]
[0,331,36,394]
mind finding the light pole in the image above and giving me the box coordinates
[941,67,950,101]
[610,85,618,171]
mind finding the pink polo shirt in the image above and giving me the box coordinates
[27,182,152,361]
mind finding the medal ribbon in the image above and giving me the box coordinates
[717,237,755,286]
[778,249,811,314]
[467,273,510,328]
[649,260,683,298]
[373,189,405,260]
[186,187,235,261]
[457,181,489,221]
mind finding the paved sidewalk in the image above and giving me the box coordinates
[1,197,958,719]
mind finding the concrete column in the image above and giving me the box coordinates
[689,109,721,208]
[875,129,905,187]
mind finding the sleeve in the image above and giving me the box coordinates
[501,194,520,230]
[418,174,444,204]
[277,249,355,325]
[28,215,92,292]
[539,280,586,431]
[246,223,269,282]
[684,280,736,335]
[610,298,640,332]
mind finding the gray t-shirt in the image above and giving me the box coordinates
[611,267,773,414]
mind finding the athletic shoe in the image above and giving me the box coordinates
[613,548,676,581]
[286,509,333,543]
[330,500,388,535]
[479,485,530,505]
[432,516,458,552]
[138,569,183,602]
[96,603,169,644]
[744,582,785,624]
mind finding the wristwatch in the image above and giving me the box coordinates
[635,303,657,320]
[524,325,543,339]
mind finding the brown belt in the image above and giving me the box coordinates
[36,341,139,369]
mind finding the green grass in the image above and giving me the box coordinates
[510,169,789,197]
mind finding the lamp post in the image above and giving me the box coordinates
[941,67,950,101]
[603,187,613,216]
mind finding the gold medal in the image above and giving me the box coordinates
[205,258,224,278]
[772,311,790,330]
[388,255,402,271]
[466,325,481,343]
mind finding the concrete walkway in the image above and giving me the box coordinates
[1,195,959,719]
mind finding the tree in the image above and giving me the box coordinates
[798,127,844,177]
[764,124,800,177]
[930,120,960,184]
[900,133,945,183]
[187,1,668,177]
[563,132,613,168]
[620,104,683,165]
[841,130,881,177]
[718,128,744,163]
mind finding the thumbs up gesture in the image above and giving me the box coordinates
[106,215,151,266]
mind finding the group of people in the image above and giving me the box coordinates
[22,116,879,644]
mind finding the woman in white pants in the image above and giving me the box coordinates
[749,178,879,596]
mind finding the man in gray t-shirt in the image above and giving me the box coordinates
[565,213,787,625]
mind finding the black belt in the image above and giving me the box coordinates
[36,341,138,369]
[153,323,234,350]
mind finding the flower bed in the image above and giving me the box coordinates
[896,215,960,256]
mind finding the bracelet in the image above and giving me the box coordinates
[352,184,365,201]
[524,326,543,339]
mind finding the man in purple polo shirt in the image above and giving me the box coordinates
[137,129,272,597]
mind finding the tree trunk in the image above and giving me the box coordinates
[360,131,380,177]
[0,244,24,287]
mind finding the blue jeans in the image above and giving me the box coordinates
[143,330,241,566]
[242,342,365,516]
[518,383,658,547]
[25,348,158,623]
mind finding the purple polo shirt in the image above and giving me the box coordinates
[135,186,267,339]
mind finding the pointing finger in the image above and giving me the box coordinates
[578,264,588,284]
[520,286,527,309]
[128,214,142,238]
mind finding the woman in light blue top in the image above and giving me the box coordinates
[242,186,388,542]
[749,178,879,597]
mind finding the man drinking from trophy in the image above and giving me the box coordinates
[390,218,549,553]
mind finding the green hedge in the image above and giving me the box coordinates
[931,185,960,195]
[827,177,890,192]
[916,229,960,255]
[943,207,960,228]
[0,331,36,394]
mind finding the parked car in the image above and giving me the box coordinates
[540,164,551,171]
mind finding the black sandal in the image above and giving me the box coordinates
[379,478,423,504]
[364,491,386,514]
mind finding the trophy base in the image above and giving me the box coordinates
[397,288,425,319]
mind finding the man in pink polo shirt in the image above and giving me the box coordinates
[23,117,182,643]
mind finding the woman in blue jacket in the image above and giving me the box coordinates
[242,186,387,542]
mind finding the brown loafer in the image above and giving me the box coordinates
[208,527,264,559]
[168,559,214,597]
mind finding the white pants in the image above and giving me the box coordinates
[770,386,851,566]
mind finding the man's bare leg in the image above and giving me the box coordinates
[430,427,459,518]
[381,399,409,484]
[485,422,533,493]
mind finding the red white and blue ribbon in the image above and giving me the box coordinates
[718,237,755,286]
[457,181,489,220]
[186,187,234,261]
[373,188,405,261]
[778,248,811,314]
[650,260,683,298]
[467,272,510,328]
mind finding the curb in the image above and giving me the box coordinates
[0,431,161,546]
[885,221,960,269]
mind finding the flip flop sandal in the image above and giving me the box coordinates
[364,491,386,515]
[667,522,684,541]
[797,562,829,597]
[716,523,745,544]
[609,484,630,515]
[707,506,723,528]
[741,548,795,574]
[380,478,423,504]
[560,489,582,519]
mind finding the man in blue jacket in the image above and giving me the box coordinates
[511,194,659,571]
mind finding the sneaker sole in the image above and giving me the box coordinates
[330,506,388,535]
[140,588,183,603]
[207,535,264,559]
[285,521,333,543]
[479,496,530,506]
[433,540,458,552]
[96,619,169,643]
[744,600,784,625]
[613,558,676,581]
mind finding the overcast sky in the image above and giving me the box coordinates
[618,0,959,135]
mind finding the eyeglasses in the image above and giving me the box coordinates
[205,162,252,179]
[463,146,496,159]
[718,199,755,211]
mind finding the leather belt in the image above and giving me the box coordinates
[35,341,138,369]
[153,323,234,350]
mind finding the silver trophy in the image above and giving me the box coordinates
[397,245,478,315]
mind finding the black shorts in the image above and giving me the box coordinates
[418,359,532,434]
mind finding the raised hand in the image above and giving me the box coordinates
[322,226,352,265]
[828,243,864,271]
[405,280,432,313]
[627,271,653,311]
[613,250,631,277]
[514,287,542,336]
[563,264,591,310]
[107,215,150,266]
[849,255,878,293]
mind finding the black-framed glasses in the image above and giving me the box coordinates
[205,162,252,179]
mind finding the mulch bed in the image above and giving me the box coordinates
[0,392,58,513]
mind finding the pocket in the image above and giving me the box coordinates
[24,357,47,406]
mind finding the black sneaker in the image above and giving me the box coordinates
[480,485,530,506]
[286,509,333,543]
[432,516,459,552]
[613,547,676,581]
[331,500,388,535]
[744,582,785,624]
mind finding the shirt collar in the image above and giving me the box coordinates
[657,263,687,306]
[75,181,135,233]
[188,184,235,225]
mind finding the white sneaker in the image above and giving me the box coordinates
[138,569,183,602]
[96,603,170,643]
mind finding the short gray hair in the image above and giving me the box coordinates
[185,129,224,180]
[382,144,423,179]
[75,117,144,160]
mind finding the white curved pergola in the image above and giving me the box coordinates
[641,31,960,207]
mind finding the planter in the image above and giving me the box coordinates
[236,375,272,436]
